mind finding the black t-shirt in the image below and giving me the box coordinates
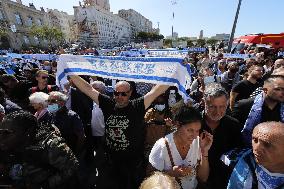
[98,94,145,161]
[53,107,84,154]
[232,80,260,102]
[261,103,281,122]
[202,115,243,189]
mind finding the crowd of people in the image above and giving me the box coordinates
[0,45,283,189]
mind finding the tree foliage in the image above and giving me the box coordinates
[136,32,164,42]
[30,25,64,47]
[178,37,189,41]
[206,38,218,47]
[196,39,206,47]
[0,29,6,38]
[0,20,8,37]
[164,39,172,47]
[187,40,194,47]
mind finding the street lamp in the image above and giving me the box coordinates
[170,0,178,47]
[228,0,243,53]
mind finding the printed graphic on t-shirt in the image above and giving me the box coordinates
[105,115,130,151]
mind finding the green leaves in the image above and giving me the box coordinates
[136,32,164,42]
[206,38,218,46]
[196,39,206,47]
[30,25,64,47]
[0,20,8,37]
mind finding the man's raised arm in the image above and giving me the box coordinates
[144,84,170,109]
[69,75,100,105]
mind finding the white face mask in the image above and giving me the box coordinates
[154,104,166,112]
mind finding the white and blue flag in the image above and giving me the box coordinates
[57,55,192,101]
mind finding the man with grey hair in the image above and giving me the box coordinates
[273,58,284,70]
[70,75,169,189]
[48,91,85,157]
[201,83,242,189]
[91,80,106,94]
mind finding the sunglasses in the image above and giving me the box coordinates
[41,76,48,79]
[114,91,129,97]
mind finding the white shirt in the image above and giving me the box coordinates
[91,102,105,136]
[65,89,71,110]
[149,133,201,189]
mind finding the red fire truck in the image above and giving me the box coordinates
[232,33,284,52]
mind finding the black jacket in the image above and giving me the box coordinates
[231,97,255,126]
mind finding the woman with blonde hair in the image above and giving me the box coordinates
[139,171,180,189]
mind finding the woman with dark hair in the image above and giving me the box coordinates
[149,106,213,189]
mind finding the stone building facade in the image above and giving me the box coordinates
[118,9,153,36]
[0,0,156,50]
[74,0,131,48]
[83,0,110,11]
[0,0,47,50]
[46,9,75,43]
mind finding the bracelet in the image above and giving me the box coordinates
[202,155,208,158]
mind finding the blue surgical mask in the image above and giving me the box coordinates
[154,104,166,112]
[47,104,59,113]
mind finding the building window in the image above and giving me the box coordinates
[23,36,30,44]
[26,16,33,26]
[15,13,23,25]
[34,36,39,44]
[0,10,4,20]
[37,19,42,26]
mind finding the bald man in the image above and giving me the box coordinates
[227,122,284,189]
[273,67,284,76]
[70,75,169,189]
[274,59,284,70]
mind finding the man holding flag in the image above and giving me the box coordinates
[70,74,169,189]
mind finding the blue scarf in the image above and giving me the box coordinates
[228,150,284,189]
[242,92,284,146]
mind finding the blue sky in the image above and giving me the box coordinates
[20,0,284,38]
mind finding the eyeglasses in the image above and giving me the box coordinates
[114,91,129,97]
